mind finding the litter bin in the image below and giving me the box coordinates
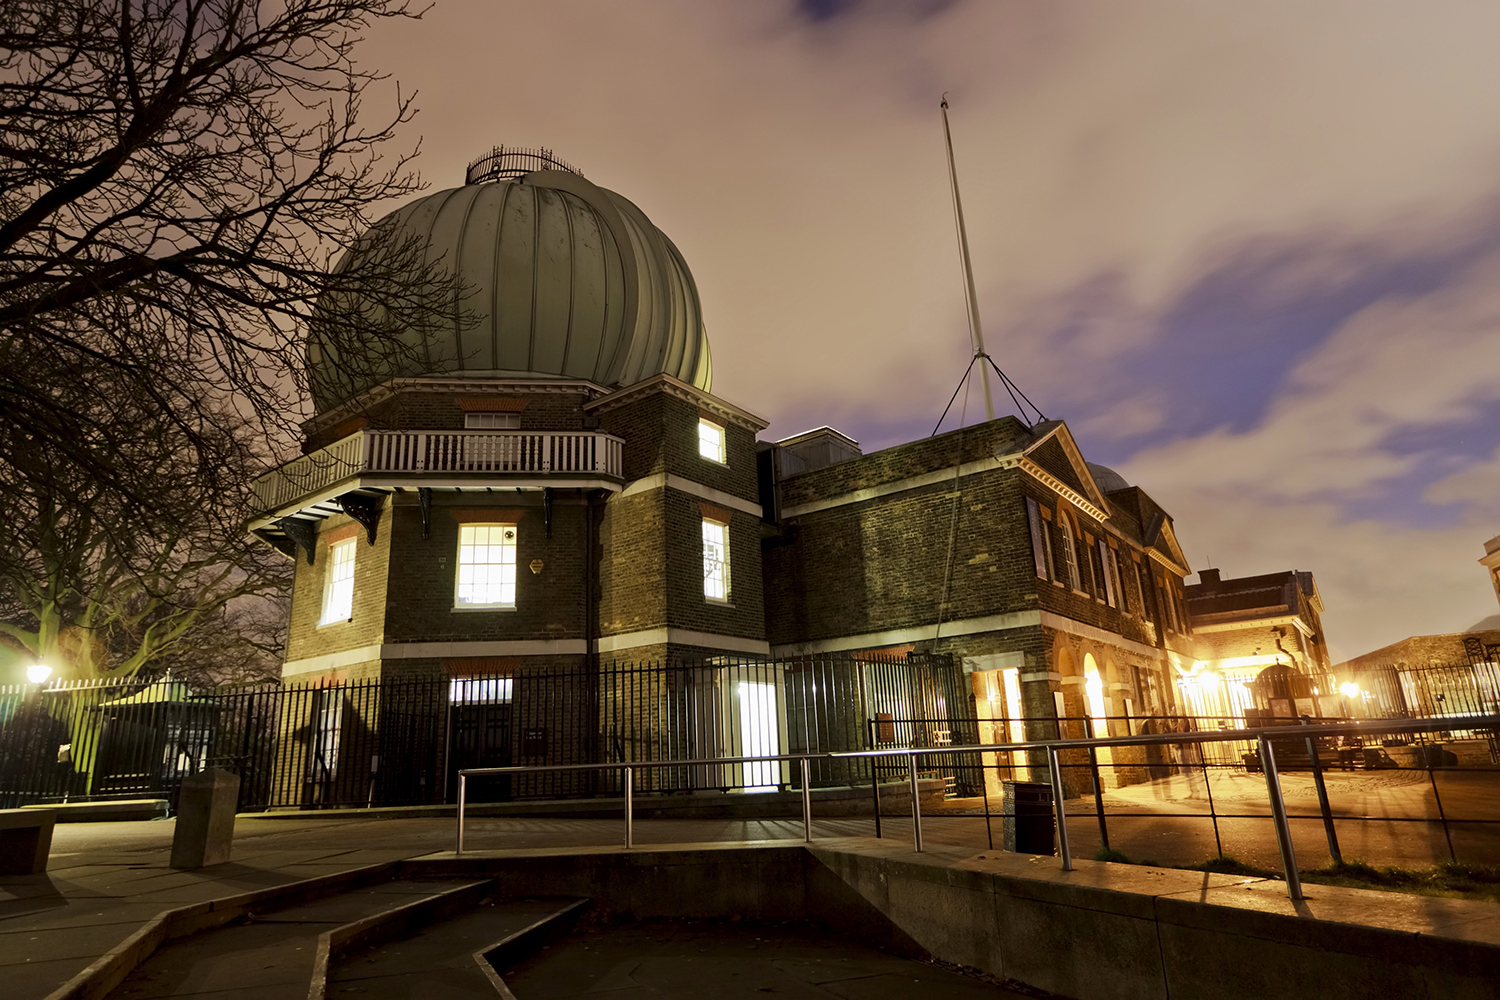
[1002,780,1054,855]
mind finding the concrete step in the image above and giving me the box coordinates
[23,800,167,823]
[326,897,588,999]
[105,879,483,1000]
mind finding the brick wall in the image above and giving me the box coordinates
[777,418,1030,510]
[1338,628,1500,672]
[381,490,591,645]
[304,385,595,450]
[283,507,393,669]
[597,489,667,636]
[596,389,759,498]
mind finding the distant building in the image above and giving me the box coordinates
[1331,533,1500,719]
[759,419,1199,793]
[1478,533,1500,629]
[1182,569,1332,722]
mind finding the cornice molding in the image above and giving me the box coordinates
[584,372,768,431]
[1019,457,1109,524]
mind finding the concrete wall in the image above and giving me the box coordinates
[410,843,1500,1000]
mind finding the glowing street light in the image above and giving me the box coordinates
[1339,681,1362,698]
[26,663,52,684]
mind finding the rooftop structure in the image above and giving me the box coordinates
[306,153,711,414]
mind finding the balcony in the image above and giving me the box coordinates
[252,428,625,514]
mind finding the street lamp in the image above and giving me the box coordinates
[26,663,52,684]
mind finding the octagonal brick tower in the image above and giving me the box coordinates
[253,147,768,706]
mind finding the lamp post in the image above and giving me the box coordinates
[26,663,52,685]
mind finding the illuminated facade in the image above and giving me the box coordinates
[248,149,1201,798]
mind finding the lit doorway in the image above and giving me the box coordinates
[1083,654,1116,788]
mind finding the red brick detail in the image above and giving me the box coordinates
[300,669,348,687]
[329,416,368,439]
[323,523,360,544]
[458,396,528,412]
[450,509,525,524]
[699,501,734,524]
[443,657,519,676]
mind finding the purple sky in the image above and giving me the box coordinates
[356,1,1500,661]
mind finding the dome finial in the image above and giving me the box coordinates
[465,145,583,184]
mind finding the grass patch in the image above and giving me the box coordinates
[1097,853,1500,902]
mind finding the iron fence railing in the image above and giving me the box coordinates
[0,651,970,812]
[455,714,1500,902]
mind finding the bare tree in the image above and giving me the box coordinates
[0,0,469,680]
[0,366,291,680]
[0,0,458,500]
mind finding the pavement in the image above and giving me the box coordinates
[504,919,1035,999]
[2,768,1495,999]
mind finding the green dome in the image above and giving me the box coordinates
[308,161,712,412]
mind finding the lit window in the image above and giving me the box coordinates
[465,412,521,429]
[449,677,514,704]
[698,418,726,463]
[702,518,730,601]
[456,524,517,608]
[315,692,343,775]
[320,539,356,624]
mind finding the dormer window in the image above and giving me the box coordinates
[465,412,520,430]
[698,418,726,463]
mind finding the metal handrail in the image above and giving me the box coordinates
[454,714,1500,900]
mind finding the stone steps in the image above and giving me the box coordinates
[105,878,485,1000]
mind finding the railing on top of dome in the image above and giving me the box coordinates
[465,145,583,185]
[251,428,625,512]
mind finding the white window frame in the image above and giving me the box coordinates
[465,412,521,429]
[1057,511,1082,592]
[1099,539,1117,607]
[702,517,730,602]
[320,538,356,625]
[454,523,518,610]
[698,418,726,464]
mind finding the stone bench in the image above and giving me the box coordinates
[0,807,57,875]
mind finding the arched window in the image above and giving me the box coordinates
[1057,510,1081,591]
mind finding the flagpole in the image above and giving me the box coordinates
[941,95,994,423]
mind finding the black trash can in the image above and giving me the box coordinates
[1002,780,1055,855]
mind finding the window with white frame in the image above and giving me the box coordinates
[702,518,730,601]
[320,539,356,624]
[455,524,518,608]
[698,418,726,463]
[1056,512,1082,591]
[465,412,521,429]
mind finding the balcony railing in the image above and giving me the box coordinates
[252,428,625,512]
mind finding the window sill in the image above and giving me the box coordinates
[452,605,518,613]
[704,598,735,608]
[317,617,352,628]
[1071,589,1092,599]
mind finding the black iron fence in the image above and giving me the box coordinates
[1350,659,1500,720]
[0,651,971,812]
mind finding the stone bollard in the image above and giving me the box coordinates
[171,767,240,868]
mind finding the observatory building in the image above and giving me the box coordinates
[249,148,1202,798]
